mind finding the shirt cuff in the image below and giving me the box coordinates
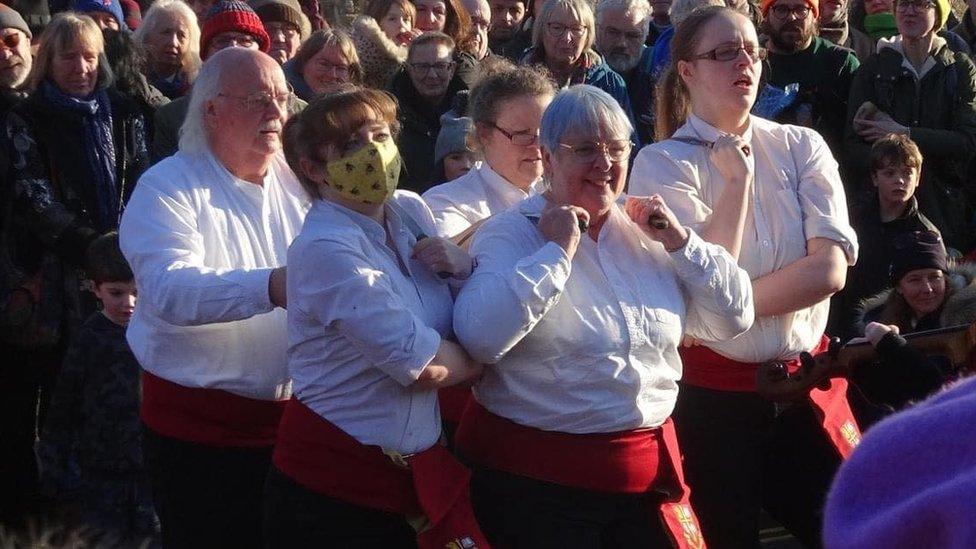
[533,241,573,292]
[224,267,275,314]
[388,321,442,387]
[668,229,711,278]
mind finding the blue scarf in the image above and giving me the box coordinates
[42,81,118,231]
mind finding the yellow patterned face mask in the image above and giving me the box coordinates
[325,139,402,205]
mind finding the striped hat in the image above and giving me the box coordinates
[200,0,270,56]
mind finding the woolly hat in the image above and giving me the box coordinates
[249,0,309,37]
[120,0,141,29]
[200,0,270,56]
[892,0,951,31]
[0,4,32,38]
[73,0,126,29]
[760,0,819,20]
[435,111,473,165]
[888,230,948,284]
[824,377,976,549]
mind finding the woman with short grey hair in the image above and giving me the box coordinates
[452,84,754,547]
[521,0,635,128]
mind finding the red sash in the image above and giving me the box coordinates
[455,401,707,549]
[140,370,285,447]
[439,386,473,427]
[272,398,490,549]
[679,336,862,459]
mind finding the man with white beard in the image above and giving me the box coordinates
[595,0,656,143]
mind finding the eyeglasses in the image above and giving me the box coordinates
[545,22,587,38]
[692,43,766,62]
[769,4,813,18]
[210,32,258,50]
[599,25,645,42]
[217,88,294,112]
[558,140,631,163]
[316,59,350,76]
[895,0,936,11]
[409,61,456,74]
[265,22,300,40]
[491,123,539,146]
[1,31,24,50]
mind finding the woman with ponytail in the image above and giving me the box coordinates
[631,6,861,547]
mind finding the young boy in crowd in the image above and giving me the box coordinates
[39,232,158,544]
[828,133,940,341]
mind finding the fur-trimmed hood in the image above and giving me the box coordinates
[350,15,408,90]
[855,262,976,334]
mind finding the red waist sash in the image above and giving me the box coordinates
[272,398,490,549]
[679,336,861,459]
[141,370,285,447]
[439,385,472,426]
[455,401,707,549]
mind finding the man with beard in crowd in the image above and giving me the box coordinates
[762,0,859,159]
[488,0,527,53]
[596,0,656,144]
[819,0,875,60]
[0,5,30,115]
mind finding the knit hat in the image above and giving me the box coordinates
[435,92,473,166]
[823,376,976,549]
[892,0,950,31]
[761,0,819,20]
[0,4,32,38]
[249,0,309,37]
[120,0,141,29]
[200,0,270,56]
[888,230,948,284]
[72,0,126,29]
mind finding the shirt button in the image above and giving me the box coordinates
[762,240,771,247]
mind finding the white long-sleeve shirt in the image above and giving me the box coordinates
[287,192,453,455]
[422,162,542,237]
[119,150,310,400]
[453,194,754,434]
[629,114,859,363]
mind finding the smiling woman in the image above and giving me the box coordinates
[283,28,362,100]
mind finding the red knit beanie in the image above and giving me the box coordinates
[760,0,819,19]
[200,0,270,57]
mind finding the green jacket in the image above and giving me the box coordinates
[845,37,976,251]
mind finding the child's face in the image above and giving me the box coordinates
[381,3,414,45]
[93,280,137,326]
[872,161,919,206]
[443,151,475,181]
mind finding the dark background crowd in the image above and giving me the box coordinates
[1,0,976,544]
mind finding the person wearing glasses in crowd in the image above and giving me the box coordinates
[390,31,469,192]
[249,0,312,65]
[461,0,493,59]
[761,0,859,160]
[630,6,860,547]
[264,86,489,549]
[595,0,656,144]
[119,48,308,547]
[845,0,976,253]
[0,5,30,120]
[412,0,482,84]
[352,0,420,89]
[452,84,753,547]
[134,0,201,100]
[522,0,634,127]
[283,29,363,101]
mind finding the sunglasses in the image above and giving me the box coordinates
[1,32,24,50]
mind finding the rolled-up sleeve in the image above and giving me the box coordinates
[796,133,859,265]
[454,215,571,364]
[292,238,441,387]
[670,229,754,342]
[630,146,712,233]
[119,175,274,327]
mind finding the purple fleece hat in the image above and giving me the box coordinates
[823,376,976,549]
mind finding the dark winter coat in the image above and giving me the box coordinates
[845,37,976,251]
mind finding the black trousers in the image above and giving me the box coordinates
[469,465,673,549]
[144,426,272,549]
[262,465,417,548]
[672,384,841,549]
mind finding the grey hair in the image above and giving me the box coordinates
[595,0,652,34]
[670,0,724,26]
[540,84,632,151]
[178,48,244,154]
[532,0,596,53]
[135,0,202,81]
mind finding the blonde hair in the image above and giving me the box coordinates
[532,0,596,56]
[29,12,111,91]
[135,0,202,81]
